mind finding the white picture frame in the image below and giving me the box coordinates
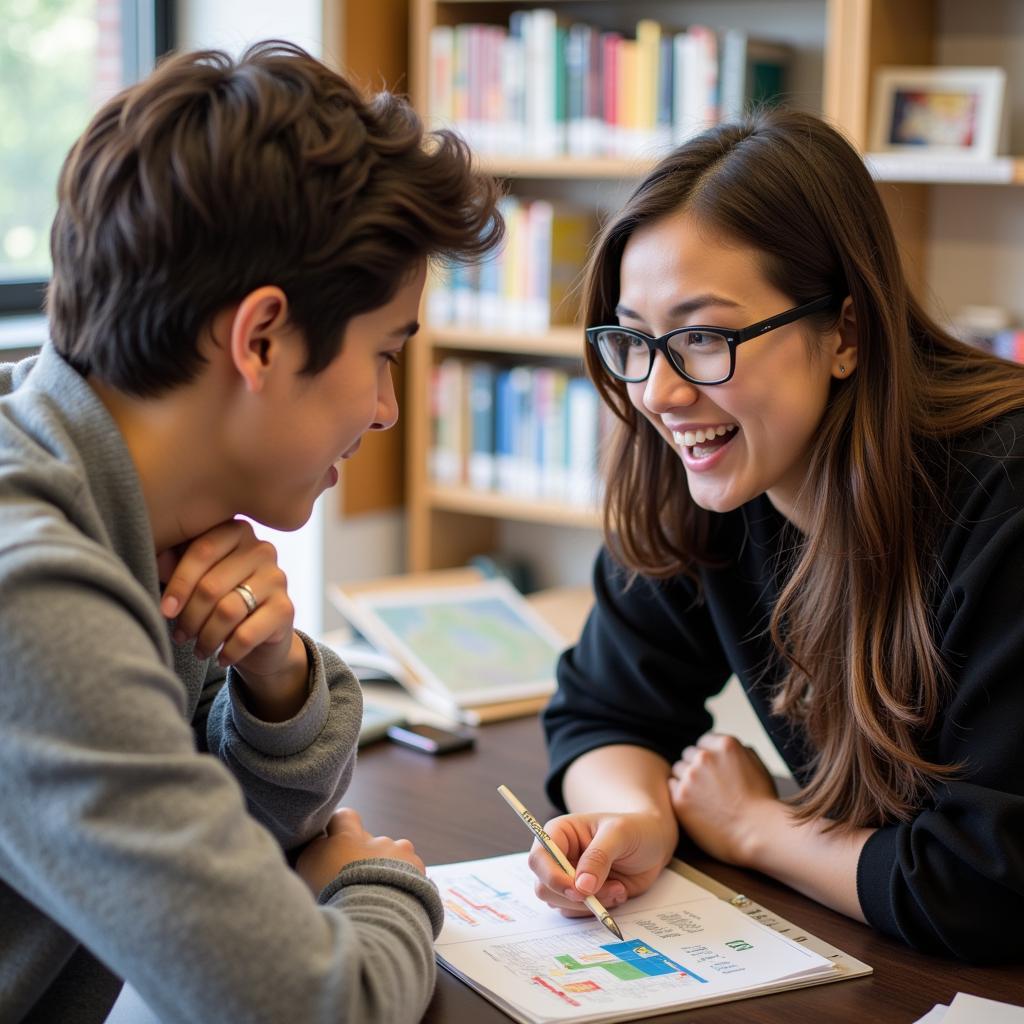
[869,66,1006,160]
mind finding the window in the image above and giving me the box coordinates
[0,0,172,316]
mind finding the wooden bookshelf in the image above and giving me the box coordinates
[429,325,584,358]
[478,154,1024,187]
[476,156,657,179]
[428,484,600,528]
[406,0,1024,573]
[867,155,1024,186]
[321,0,408,518]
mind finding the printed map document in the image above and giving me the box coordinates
[428,853,871,1023]
[331,576,564,721]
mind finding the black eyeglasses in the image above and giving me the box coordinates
[586,295,836,385]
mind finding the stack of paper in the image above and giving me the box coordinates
[915,993,1024,1023]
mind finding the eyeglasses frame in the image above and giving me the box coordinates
[586,294,837,385]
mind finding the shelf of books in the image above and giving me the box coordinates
[424,9,796,163]
[407,0,820,572]
[406,0,1024,572]
[427,353,610,500]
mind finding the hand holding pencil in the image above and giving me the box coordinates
[507,794,677,927]
[498,785,624,939]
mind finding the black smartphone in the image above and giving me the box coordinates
[385,722,475,755]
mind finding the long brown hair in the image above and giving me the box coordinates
[584,109,1024,828]
[48,40,502,397]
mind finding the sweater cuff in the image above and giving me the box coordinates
[320,858,446,938]
[856,824,901,938]
[226,629,330,757]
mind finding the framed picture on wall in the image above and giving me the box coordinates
[869,66,1006,160]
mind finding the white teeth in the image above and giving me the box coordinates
[673,424,736,448]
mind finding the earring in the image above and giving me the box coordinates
[839,364,846,375]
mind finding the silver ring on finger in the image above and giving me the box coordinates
[233,582,258,617]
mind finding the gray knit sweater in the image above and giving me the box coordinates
[0,344,443,1024]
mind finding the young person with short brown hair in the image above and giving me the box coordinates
[0,40,500,1022]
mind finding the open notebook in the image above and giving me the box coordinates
[428,852,871,1024]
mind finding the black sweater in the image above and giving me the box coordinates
[544,411,1024,963]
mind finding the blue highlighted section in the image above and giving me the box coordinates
[601,940,708,984]
[470,874,511,899]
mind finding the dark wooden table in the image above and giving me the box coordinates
[346,716,1024,1023]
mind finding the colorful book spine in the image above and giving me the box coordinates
[468,361,497,490]
[502,198,527,332]
[565,23,587,157]
[509,365,537,496]
[430,358,468,485]
[494,368,516,493]
[583,24,603,157]
[526,8,558,157]
[656,34,675,150]
[674,26,718,143]
[452,24,471,137]
[566,375,601,507]
[505,12,527,155]
[616,38,637,158]
[635,19,661,155]
[525,200,554,332]
[601,31,621,156]
[548,204,595,326]
[429,26,454,129]
[430,358,605,508]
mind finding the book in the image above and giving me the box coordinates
[546,203,595,327]
[429,25,454,130]
[718,30,791,122]
[566,375,600,507]
[427,12,796,161]
[468,361,498,491]
[634,19,661,155]
[329,575,566,722]
[430,357,468,485]
[428,851,872,1024]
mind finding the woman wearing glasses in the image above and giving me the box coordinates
[533,109,1024,961]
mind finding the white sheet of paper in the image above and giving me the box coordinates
[429,853,835,1023]
[913,1006,949,1024]
[944,992,1024,1023]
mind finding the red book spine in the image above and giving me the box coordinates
[602,33,621,148]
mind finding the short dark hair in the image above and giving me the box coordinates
[47,40,503,397]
